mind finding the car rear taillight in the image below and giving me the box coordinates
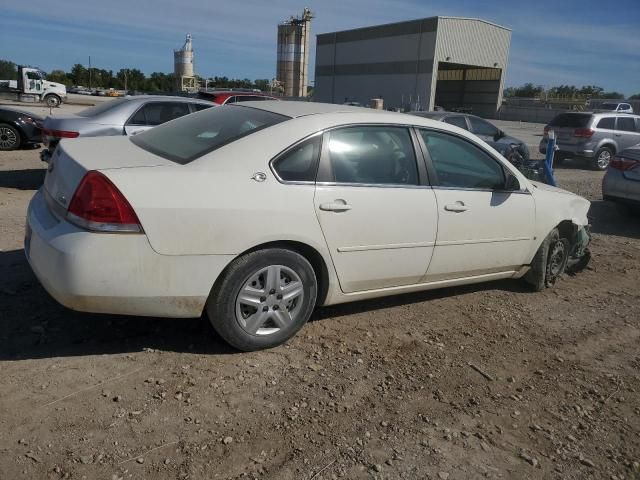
[67,171,142,233]
[43,129,79,139]
[574,128,594,138]
[609,155,640,171]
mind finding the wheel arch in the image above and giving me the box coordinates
[213,240,331,308]
[597,142,616,155]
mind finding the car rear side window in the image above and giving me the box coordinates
[419,129,504,190]
[272,135,322,182]
[131,105,289,164]
[444,116,468,130]
[194,103,213,111]
[617,117,636,132]
[468,116,498,136]
[549,113,591,128]
[327,126,419,186]
[597,117,616,130]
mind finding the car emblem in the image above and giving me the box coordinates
[58,194,67,205]
[251,172,267,182]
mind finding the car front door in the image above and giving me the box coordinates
[615,116,640,150]
[124,102,191,135]
[416,128,535,280]
[314,125,438,293]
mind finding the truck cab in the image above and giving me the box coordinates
[19,67,67,107]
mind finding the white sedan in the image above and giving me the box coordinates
[26,102,591,351]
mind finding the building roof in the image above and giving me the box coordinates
[317,16,510,43]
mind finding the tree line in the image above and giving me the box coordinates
[0,59,271,93]
[505,82,639,100]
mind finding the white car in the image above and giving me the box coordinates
[26,102,591,351]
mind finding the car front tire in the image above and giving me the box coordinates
[44,94,61,108]
[524,228,570,291]
[206,248,317,351]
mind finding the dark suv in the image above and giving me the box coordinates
[540,112,640,170]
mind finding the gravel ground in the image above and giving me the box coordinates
[0,125,639,480]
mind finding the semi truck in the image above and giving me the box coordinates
[0,66,67,107]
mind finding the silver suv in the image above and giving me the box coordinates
[539,112,640,170]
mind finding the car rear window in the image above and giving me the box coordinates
[130,105,289,164]
[77,98,130,117]
[549,113,591,128]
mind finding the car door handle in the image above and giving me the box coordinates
[444,202,468,213]
[319,200,352,212]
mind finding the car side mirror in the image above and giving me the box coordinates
[503,173,521,191]
[494,129,505,141]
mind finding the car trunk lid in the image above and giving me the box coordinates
[44,136,173,212]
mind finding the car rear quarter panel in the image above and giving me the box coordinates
[103,117,339,259]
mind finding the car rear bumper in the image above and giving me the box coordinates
[539,140,595,157]
[25,189,234,318]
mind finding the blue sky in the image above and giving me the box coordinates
[2,0,639,95]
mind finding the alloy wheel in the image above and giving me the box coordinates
[596,150,611,169]
[0,127,18,149]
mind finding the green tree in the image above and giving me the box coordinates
[70,63,88,86]
[47,69,69,85]
[0,59,18,80]
[629,93,640,100]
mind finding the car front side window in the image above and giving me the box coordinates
[326,126,419,186]
[419,129,505,190]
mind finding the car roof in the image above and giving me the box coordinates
[234,100,389,118]
[121,95,213,104]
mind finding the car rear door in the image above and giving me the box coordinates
[615,116,640,150]
[314,125,438,293]
[416,128,535,280]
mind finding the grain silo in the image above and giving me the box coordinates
[174,34,197,92]
[276,8,313,98]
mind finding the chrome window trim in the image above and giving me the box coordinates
[316,181,432,190]
[432,185,531,195]
[268,131,324,185]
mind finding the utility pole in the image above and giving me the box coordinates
[89,55,92,90]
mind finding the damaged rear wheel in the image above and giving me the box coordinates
[524,228,569,291]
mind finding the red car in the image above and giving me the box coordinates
[198,91,278,105]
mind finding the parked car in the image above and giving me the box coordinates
[0,106,43,151]
[540,112,640,170]
[602,144,640,212]
[26,101,591,351]
[40,95,215,162]
[410,111,530,160]
[595,102,634,114]
[197,90,278,105]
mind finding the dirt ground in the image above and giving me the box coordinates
[0,125,639,480]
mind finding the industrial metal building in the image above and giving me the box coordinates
[314,17,511,116]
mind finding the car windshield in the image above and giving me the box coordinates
[131,105,289,164]
[549,113,591,128]
[77,98,130,117]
